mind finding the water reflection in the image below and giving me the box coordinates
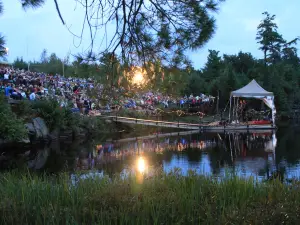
[137,157,146,174]
[54,131,278,180]
[4,126,300,181]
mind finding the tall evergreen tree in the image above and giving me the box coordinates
[40,49,48,63]
[202,50,223,82]
[256,12,285,66]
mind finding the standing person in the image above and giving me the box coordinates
[180,98,184,108]
[4,83,12,97]
[3,71,9,85]
[84,99,90,115]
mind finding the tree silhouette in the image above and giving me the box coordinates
[256,12,298,66]
[0,34,6,59]
[0,1,7,59]
[5,0,225,66]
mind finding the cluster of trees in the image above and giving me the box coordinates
[184,12,300,114]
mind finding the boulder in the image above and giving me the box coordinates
[49,128,60,140]
[28,147,50,170]
[25,123,36,135]
[32,117,49,139]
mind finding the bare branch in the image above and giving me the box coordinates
[53,0,65,25]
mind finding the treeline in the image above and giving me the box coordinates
[12,12,300,113]
[184,12,300,114]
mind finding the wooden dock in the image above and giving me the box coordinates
[108,130,200,143]
[100,116,275,131]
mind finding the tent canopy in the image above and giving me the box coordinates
[231,79,273,97]
[229,79,276,124]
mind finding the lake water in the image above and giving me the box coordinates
[1,124,300,181]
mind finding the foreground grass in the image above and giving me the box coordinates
[1,170,300,225]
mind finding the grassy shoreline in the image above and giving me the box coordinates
[1,170,300,224]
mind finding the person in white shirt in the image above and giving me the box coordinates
[21,91,27,99]
[4,73,9,80]
[29,92,36,101]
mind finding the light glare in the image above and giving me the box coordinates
[132,72,144,85]
[137,157,146,173]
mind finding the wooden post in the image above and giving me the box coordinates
[217,90,220,115]
[229,96,232,122]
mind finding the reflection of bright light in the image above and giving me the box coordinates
[132,72,144,85]
[137,157,146,173]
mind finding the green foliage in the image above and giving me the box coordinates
[13,100,34,119]
[256,12,298,66]
[0,2,6,60]
[31,99,75,131]
[20,0,46,9]
[117,109,150,119]
[183,12,300,113]
[1,171,300,224]
[160,67,189,96]
[0,97,27,141]
[30,99,108,136]
[0,1,3,14]
[184,71,207,95]
[0,34,6,59]
[12,57,28,70]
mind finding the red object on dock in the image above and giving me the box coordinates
[248,120,271,125]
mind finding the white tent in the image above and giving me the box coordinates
[229,80,276,124]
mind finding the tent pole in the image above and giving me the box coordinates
[233,97,236,122]
[229,96,232,122]
[235,97,237,122]
[236,98,239,123]
[233,97,235,122]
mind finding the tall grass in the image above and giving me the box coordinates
[0,170,300,224]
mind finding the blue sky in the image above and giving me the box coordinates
[1,0,299,69]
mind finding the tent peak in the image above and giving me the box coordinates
[231,79,273,97]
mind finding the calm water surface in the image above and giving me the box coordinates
[2,125,300,180]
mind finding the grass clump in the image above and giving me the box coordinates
[1,170,300,224]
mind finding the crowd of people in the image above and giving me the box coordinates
[0,66,215,115]
[0,66,101,113]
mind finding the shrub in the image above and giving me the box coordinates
[12,100,34,120]
[31,99,108,135]
[0,97,27,141]
[31,99,76,131]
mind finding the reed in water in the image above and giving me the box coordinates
[0,169,299,225]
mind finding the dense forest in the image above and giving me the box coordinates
[11,12,299,115]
